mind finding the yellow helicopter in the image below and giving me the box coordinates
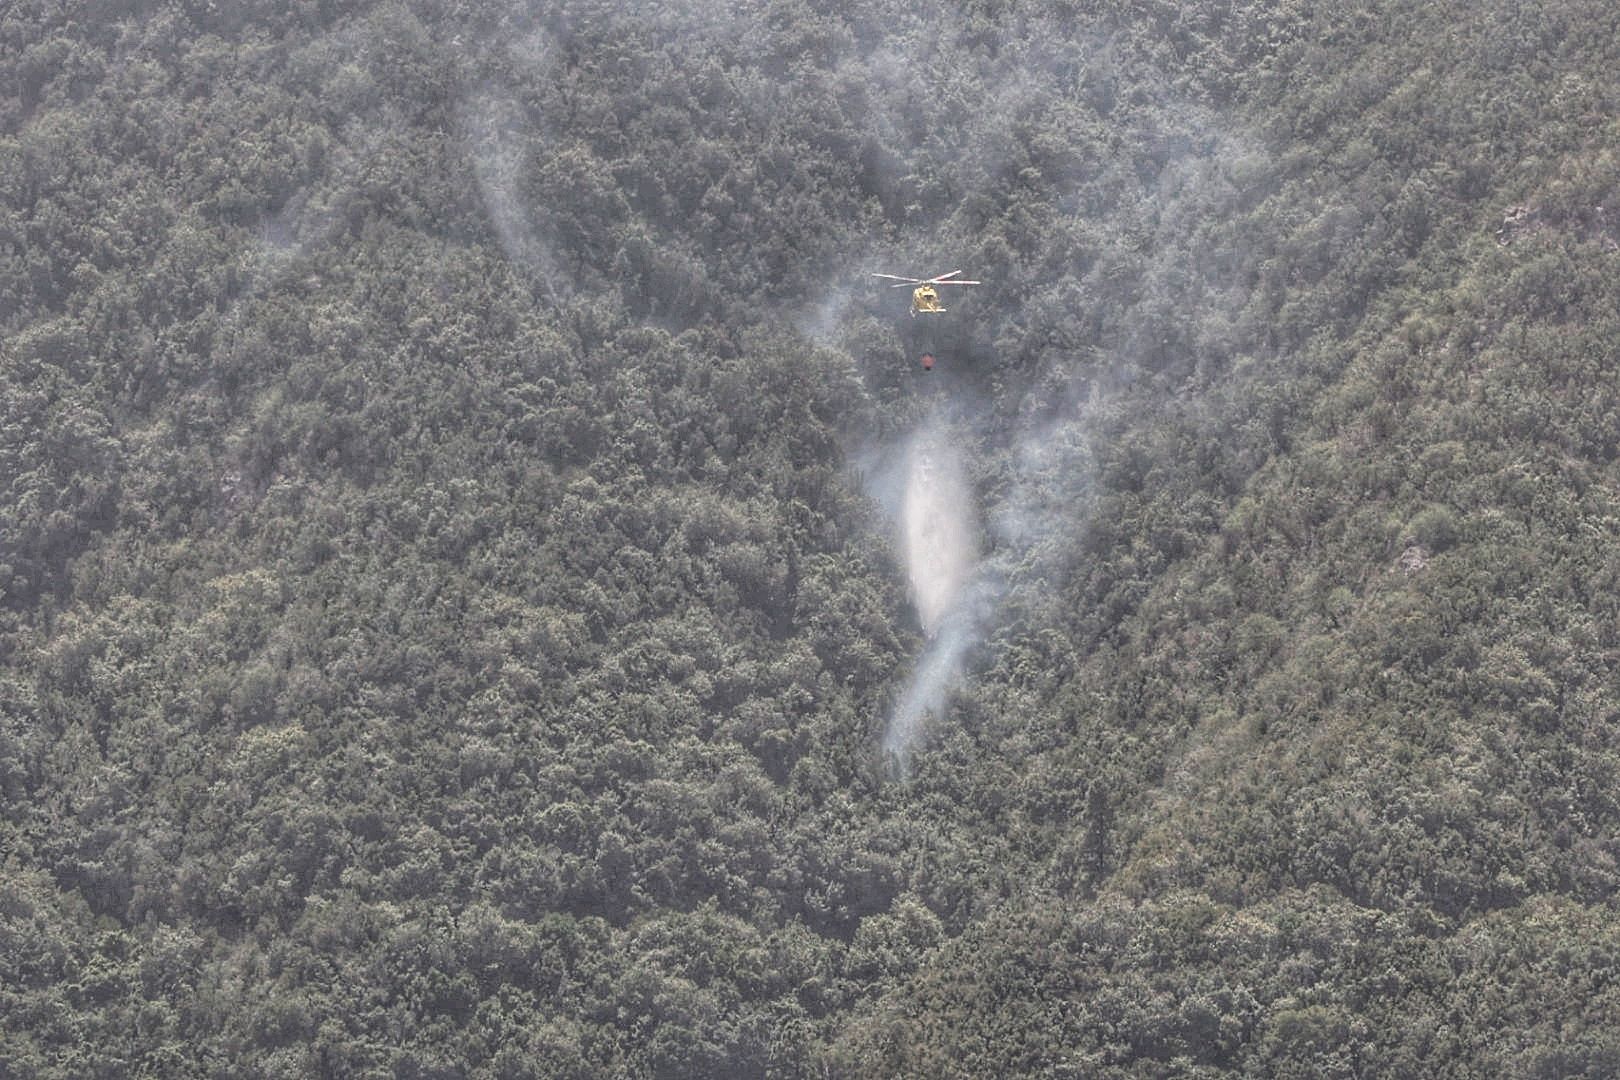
[872,270,983,316]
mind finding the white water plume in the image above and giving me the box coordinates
[900,421,976,637]
[879,411,984,761]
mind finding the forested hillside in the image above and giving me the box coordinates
[5,0,1620,1075]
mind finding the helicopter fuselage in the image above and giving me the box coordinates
[910,284,947,316]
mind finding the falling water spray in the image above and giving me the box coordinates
[881,410,983,761]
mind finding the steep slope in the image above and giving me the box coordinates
[830,1,1620,1075]
[3,0,1619,1076]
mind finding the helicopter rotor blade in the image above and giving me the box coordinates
[872,270,981,288]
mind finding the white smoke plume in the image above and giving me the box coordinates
[459,87,568,298]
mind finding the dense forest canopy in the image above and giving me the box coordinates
[4,0,1620,1075]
